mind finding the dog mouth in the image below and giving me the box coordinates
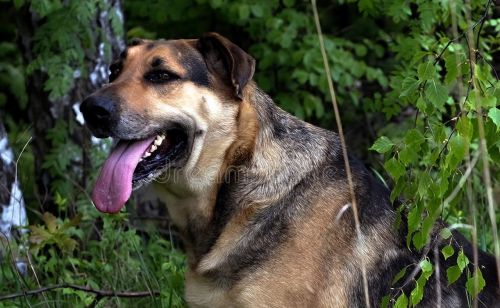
[133,129,188,184]
[91,128,190,214]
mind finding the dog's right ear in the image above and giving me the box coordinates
[196,32,255,100]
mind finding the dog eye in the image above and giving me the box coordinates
[144,70,178,84]
[109,63,122,82]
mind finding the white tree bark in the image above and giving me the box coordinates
[0,121,27,240]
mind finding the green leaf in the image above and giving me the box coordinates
[457,250,469,271]
[425,80,448,109]
[29,225,53,245]
[238,4,250,20]
[292,70,308,83]
[440,227,452,239]
[444,52,458,84]
[42,212,58,233]
[380,295,390,308]
[394,292,408,308]
[59,236,78,253]
[475,64,492,84]
[388,1,412,22]
[412,231,425,250]
[469,91,497,110]
[109,8,124,38]
[447,265,462,285]
[420,259,433,274]
[445,135,467,170]
[407,205,421,235]
[370,136,394,153]
[13,0,25,9]
[456,116,473,140]
[354,44,367,57]
[400,77,420,98]
[392,267,407,285]
[418,61,435,81]
[442,245,455,260]
[417,173,431,198]
[488,108,500,131]
[419,2,437,32]
[416,96,428,113]
[466,269,486,298]
[410,280,424,306]
[384,157,406,180]
[250,4,264,17]
[420,259,433,280]
[405,129,425,148]
[481,96,497,108]
[400,150,417,167]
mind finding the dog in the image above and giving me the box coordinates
[80,33,500,307]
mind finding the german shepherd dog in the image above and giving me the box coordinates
[80,33,500,307]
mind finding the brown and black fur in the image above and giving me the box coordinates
[81,33,500,307]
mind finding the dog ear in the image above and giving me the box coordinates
[197,32,255,99]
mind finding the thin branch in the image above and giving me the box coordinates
[477,53,499,81]
[434,0,493,64]
[464,0,500,288]
[474,0,493,56]
[442,150,480,207]
[0,284,160,301]
[434,245,442,308]
[310,1,371,307]
[451,3,480,305]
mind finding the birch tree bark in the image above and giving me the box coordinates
[15,0,125,213]
[0,120,27,240]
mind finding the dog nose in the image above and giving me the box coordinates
[80,96,117,137]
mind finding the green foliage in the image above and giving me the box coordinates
[0,0,498,307]
[466,268,486,298]
[0,0,186,306]
[1,212,186,307]
[371,0,499,303]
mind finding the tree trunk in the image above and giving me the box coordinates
[16,0,125,213]
[0,119,27,240]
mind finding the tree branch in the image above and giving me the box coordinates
[0,284,160,301]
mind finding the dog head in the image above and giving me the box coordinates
[80,33,256,213]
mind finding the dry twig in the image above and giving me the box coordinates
[0,284,160,301]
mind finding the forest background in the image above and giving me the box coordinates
[0,0,498,307]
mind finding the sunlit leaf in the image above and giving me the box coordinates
[466,269,486,298]
[442,245,455,260]
[425,80,448,109]
[370,136,394,154]
[418,61,435,81]
[384,157,406,180]
[457,250,469,271]
[410,280,424,306]
[447,265,462,285]
[488,107,500,131]
[394,292,408,308]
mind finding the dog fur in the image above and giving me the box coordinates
[81,33,500,307]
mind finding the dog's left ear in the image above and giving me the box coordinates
[197,32,255,99]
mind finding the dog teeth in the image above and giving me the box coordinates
[154,134,165,146]
[141,134,165,159]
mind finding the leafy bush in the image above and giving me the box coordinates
[0,0,498,307]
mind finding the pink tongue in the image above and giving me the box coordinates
[92,137,155,213]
